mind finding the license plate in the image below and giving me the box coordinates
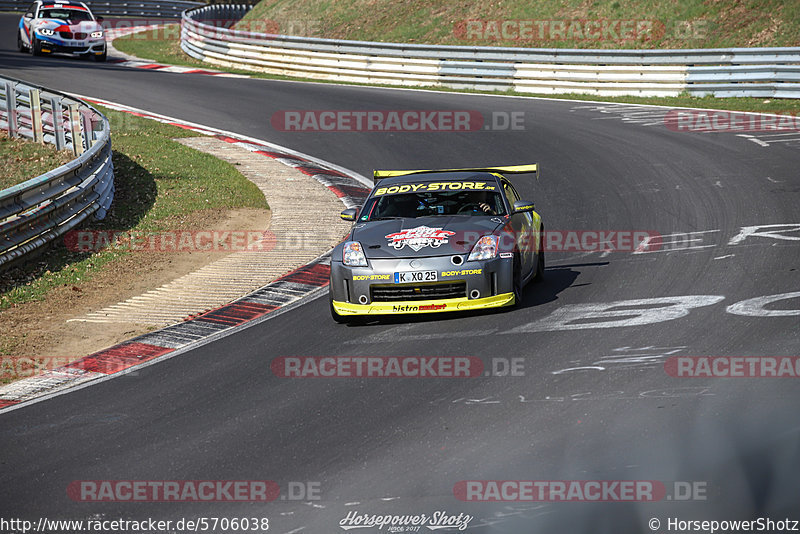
[394,270,437,283]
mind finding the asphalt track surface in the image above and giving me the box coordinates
[1,14,800,533]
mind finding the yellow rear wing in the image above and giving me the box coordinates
[373,164,538,183]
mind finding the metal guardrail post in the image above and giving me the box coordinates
[5,81,17,137]
[81,109,93,148]
[68,104,84,156]
[49,96,65,150]
[29,88,43,144]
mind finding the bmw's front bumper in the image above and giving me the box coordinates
[330,254,515,316]
[36,35,105,55]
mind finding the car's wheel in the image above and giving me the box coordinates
[93,50,107,62]
[17,31,26,52]
[533,227,545,283]
[512,253,523,306]
[30,36,42,56]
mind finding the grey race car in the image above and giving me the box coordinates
[329,165,544,323]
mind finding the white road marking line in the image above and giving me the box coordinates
[742,137,769,147]
[752,132,800,138]
[551,366,605,374]
[761,137,800,143]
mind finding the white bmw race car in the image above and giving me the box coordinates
[18,0,106,61]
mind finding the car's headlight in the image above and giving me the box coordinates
[343,241,368,267]
[38,27,55,36]
[90,31,103,38]
[467,235,498,261]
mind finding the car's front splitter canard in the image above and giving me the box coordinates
[332,293,515,316]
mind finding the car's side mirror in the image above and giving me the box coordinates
[340,208,357,221]
[513,200,535,213]
[24,12,33,18]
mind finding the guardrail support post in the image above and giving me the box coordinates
[49,96,65,151]
[29,88,43,144]
[5,81,17,137]
[81,110,94,148]
[68,104,84,156]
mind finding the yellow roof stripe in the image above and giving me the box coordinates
[373,164,538,181]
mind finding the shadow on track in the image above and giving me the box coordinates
[0,46,143,74]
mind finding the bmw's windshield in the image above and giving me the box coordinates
[362,188,506,221]
[38,8,93,21]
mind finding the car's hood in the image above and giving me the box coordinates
[351,215,506,259]
[35,19,102,33]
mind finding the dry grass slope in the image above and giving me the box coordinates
[238,0,800,49]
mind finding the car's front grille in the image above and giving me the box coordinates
[58,31,86,39]
[370,282,466,302]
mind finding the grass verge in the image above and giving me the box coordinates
[238,0,800,49]
[0,131,74,190]
[113,24,210,67]
[0,105,267,316]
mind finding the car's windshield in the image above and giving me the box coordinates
[364,188,506,220]
[38,8,93,21]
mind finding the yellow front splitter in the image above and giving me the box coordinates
[332,293,515,316]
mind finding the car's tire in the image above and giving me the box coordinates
[533,227,545,283]
[93,50,107,62]
[17,31,26,52]
[30,36,41,56]
[512,252,523,306]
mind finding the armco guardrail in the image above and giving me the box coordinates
[181,5,800,98]
[0,0,201,18]
[0,76,114,270]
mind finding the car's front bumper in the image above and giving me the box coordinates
[36,35,105,55]
[332,292,515,316]
[330,254,515,316]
